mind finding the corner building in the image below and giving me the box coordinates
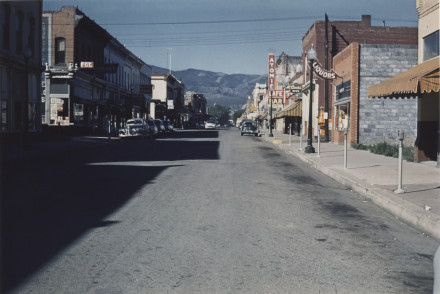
[301,15,417,141]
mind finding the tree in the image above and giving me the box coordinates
[232,109,245,124]
[209,104,230,125]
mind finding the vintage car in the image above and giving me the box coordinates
[162,120,175,133]
[241,123,259,136]
[118,118,151,139]
[205,121,216,129]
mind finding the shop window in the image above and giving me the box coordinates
[74,103,84,123]
[51,98,69,125]
[0,66,10,131]
[1,100,8,131]
[335,103,350,130]
[55,37,66,65]
[335,80,351,101]
[423,30,439,61]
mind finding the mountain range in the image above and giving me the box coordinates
[151,66,267,109]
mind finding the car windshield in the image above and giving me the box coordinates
[127,120,142,125]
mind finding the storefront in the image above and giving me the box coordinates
[368,56,439,162]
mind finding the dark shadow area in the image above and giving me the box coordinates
[174,130,219,139]
[1,134,220,293]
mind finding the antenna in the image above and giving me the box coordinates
[166,48,173,74]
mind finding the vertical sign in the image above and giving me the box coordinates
[268,53,276,91]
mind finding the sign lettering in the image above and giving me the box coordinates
[311,60,339,80]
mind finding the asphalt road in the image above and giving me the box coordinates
[1,128,438,293]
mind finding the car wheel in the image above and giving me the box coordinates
[255,133,258,136]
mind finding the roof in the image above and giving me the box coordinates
[368,56,440,97]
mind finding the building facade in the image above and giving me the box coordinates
[368,0,439,162]
[332,43,418,146]
[302,15,418,141]
[42,6,151,135]
[0,0,42,142]
[151,73,184,125]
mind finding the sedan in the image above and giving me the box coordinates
[205,121,216,129]
[241,124,259,136]
[119,118,150,139]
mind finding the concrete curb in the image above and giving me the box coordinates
[271,139,440,241]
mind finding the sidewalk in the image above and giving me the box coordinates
[263,131,440,241]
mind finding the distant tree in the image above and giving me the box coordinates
[209,104,230,125]
[232,109,245,124]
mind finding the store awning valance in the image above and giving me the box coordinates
[274,101,302,118]
[368,56,440,98]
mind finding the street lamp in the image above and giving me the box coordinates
[305,45,316,153]
[268,85,274,137]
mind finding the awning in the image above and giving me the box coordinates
[275,101,302,118]
[368,56,440,98]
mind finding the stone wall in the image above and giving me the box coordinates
[359,44,418,146]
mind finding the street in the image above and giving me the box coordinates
[1,128,438,293]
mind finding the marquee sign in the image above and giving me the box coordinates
[268,53,276,90]
[310,59,340,80]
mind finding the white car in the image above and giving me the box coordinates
[205,121,216,129]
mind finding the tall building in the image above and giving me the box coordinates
[42,6,152,135]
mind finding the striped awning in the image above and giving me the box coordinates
[275,101,302,118]
[368,56,440,98]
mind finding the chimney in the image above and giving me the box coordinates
[361,15,371,28]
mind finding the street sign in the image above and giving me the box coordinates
[80,62,94,68]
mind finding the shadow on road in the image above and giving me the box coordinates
[1,131,219,293]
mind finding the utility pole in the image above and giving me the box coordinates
[324,13,330,142]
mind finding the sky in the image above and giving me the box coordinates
[42,0,418,75]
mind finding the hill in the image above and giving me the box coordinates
[151,66,267,109]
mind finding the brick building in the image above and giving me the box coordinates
[43,6,151,135]
[332,43,418,145]
[368,0,439,162]
[301,15,417,142]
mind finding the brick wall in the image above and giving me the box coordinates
[51,6,75,66]
[358,44,418,146]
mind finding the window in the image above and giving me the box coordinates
[28,16,35,57]
[55,38,66,65]
[423,30,439,61]
[1,4,10,50]
[335,103,350,130]
[16,11,23,54]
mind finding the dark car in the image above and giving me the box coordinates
[153,119,166,135]
[162,120,175,133]
[241,124,259,136]
[146,119,159,137]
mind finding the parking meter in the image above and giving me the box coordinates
[397,130,404,141]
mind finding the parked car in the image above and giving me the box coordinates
[205,121,216,129]
[153,119,167,135]
[146,119,159,137]
[196,122,205,129]
[241,123,259,136]
[119,118,150,139]
[162,120,175,133]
